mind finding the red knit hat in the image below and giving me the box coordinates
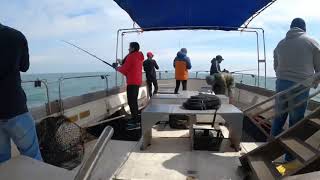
[147,52,154,58]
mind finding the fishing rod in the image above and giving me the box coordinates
[230,69,257,74]
[61,40,114,68]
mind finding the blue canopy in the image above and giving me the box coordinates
[114,0,273,31]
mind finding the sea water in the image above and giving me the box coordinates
[22,72,120,108]
[21,72,318,108]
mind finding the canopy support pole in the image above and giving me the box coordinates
[115,26,267,88]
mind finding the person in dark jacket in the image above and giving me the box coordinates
[0,23,42,163]
[143,52,159,97]
[173,48,192,94]
[210,55,224,75]
[115,42,144,130]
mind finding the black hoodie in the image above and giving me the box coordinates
[210,59,221,75]
[143,58,159,81]
[0,24,29,119]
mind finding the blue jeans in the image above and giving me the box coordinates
[271,79,309,161]
[0,112,42,163]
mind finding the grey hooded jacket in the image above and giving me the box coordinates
[274,28,320,83]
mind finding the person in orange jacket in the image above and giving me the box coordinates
[173,48,192,94]
[113,42,144,130]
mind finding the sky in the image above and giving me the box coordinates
[1,0,320,77]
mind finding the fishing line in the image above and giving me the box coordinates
[230,69,257,74]
[61,40,114,68]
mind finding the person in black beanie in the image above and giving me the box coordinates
[272,18,320,162]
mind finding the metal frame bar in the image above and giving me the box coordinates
[116,25,267,88]
[244,73,320,113]
[244,72,320,123]
[264,88,320,122]
[243,0,279,28]
[150,70,255,82]
[22,80,51,114]
[251,86,312,117]
[74,126,114,180]
[86,115,125,127]
[58,74,110,114]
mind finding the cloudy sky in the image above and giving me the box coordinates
[1,0,319,77]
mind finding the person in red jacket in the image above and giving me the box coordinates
[114,42,144,130]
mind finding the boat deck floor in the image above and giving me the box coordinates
[114,126,249,180]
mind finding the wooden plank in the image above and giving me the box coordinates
[67,114,79,122]
[284,171,320,180]
[309,118,320,128]
[280,138,316,162]
[247,156,278,180]
[79,110,90,119]
[240,142,265,153]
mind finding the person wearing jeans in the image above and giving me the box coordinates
[0,23,42,163]
[0,113,42,163]
[173,48,192,94]
[116,42,144,130]
[272,18,320,162]
[271,80,310,137]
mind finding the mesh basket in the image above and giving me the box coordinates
[36,116,85,170]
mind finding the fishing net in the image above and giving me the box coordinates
[36,116,85,170]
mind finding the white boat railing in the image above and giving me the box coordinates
[23,71,266,117]
[58,74,110,114]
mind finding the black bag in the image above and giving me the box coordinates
[183,94,221,110]
[169,115,189,129]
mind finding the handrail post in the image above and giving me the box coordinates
[105,75,109,95]
[255,76,257,87]
[22,80,51,115]
[58,77,64,115]
[74,126,114,180]
[41,80,51,114]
